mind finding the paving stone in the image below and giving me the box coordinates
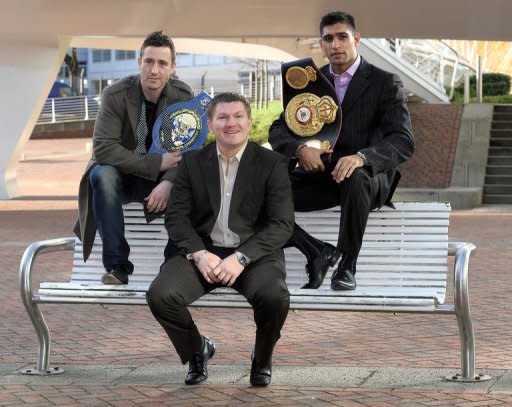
[0,138,511,406]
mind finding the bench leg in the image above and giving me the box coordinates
[445,242,490,382]
[18,302,63,376]
[18,238,74,375]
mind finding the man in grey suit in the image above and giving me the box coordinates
[73,31,193,285]
[269,11,415,291]
[147,93,294,387]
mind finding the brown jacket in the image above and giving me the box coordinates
[73,74,193,261]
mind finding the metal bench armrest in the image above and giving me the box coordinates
[20,237,76,300]
[447,241,485,381]
[19,237,76,374]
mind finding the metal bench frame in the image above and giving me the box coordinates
[19,202,490,382]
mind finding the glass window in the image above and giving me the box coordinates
[102,50,111,62]
[176,53,194,67]
[92,49,112,63]
[115,50,137,60]
[92,49,102,63]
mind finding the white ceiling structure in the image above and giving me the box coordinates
[1,0,511,198]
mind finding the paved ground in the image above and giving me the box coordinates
[1,139,511,406]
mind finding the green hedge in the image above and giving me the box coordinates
[452,72,511,101]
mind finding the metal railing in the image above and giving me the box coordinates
[37,95,101,124]
[36,81,281,124]
[380,39,476,99]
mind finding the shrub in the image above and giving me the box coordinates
[452,72,511,101]
[483,73,512,96]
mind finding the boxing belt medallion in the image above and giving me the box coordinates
[149,91,212,153]
[282,58,341,152]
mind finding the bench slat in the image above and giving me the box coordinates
[62,202,451,308]
[34,293,439,312]
[39,283,444,301]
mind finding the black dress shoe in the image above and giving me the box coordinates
[185,337,216,385]
[331,268,357,290]
[250,360,272,387]
[301,242,340,289]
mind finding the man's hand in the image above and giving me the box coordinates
[331,154,365,183]
[296,146,330,172]
[160,151,182,171]
[144,180,172,213]
[211,254,244,286]
[193,250,222,284]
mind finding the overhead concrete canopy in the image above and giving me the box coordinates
[1,0,512,199]
[2,0,512,43]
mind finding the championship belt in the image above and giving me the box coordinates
[149,91,212,154]
[282,58,341,153]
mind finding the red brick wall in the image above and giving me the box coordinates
[31,128,93,139]
[31,120,95,140]
[399,103,463,188]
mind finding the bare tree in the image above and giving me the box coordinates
[64,48,81,95]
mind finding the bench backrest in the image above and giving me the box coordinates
[73,202,450,303]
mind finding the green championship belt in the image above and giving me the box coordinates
[282,57,341,153]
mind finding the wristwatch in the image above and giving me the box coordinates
[234,251,251,267]
[356,151,367,165]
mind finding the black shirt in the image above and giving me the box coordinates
[144,99,158,151]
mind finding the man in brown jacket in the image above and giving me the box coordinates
[73,31,193,285]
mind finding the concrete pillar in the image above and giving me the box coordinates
[0,38,70,198]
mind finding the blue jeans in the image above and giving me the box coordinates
[89,164,157,271]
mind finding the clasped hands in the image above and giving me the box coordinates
[296,145,365,183]
[192,250,244,286]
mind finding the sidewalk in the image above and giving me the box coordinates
[1,139,511,406]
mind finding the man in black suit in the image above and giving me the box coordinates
[269,11,415,290]
[147,93,294,387]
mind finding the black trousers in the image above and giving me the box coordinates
[147,247,290,365]
[290,167,382,258]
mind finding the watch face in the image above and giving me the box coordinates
[236,252,248,266]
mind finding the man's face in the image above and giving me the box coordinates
[207,101,252,150]
[138,46,176,94]
[319,22,360,74]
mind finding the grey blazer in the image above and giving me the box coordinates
[74,74,193,261]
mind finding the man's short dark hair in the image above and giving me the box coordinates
[320,11,356,35]
[207,92,252,119]
[140,30,176,63]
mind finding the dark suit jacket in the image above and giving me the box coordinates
[165,141,294,263]
[269,57,415,208]
[74,74,193,261]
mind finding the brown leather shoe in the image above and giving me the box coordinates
[101,266,129,285]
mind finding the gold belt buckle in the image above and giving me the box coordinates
[284,92,338,142]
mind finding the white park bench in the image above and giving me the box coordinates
[19,201,490,382]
